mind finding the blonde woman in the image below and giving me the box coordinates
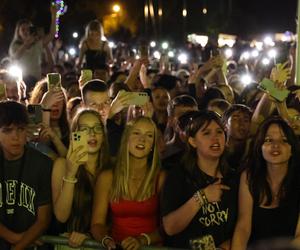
[52,109,110,249]
[91,117,165,250]
[77,19,113,73]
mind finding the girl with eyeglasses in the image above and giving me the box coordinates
[161,110,239,249]
[51,109,110,249]
[91,117,165,250]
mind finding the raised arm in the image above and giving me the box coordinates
[42,4,57,46]
[231,171,253,250]
[91,170,113,242]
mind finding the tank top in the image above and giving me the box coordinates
[110,195,159,242]
[84,41,107,70]
[250,198,300,243]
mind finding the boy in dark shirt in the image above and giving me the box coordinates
[0,101,52,250]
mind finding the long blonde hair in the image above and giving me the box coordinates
[110,117,160,202]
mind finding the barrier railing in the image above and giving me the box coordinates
[40,235,188,250]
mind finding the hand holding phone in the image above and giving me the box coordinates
[79,69,93,87]
[47,73,62,91]
[71,131,88,163]
[258,78,290,102]
[119,90,149,106]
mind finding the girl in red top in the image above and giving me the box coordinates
[91,117,165,250]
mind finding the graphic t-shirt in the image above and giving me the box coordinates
[0,146,52,249]
[161,164,239,248]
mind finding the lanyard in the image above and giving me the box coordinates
[0,148,26,223]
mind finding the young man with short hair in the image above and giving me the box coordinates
[0,101,52,250]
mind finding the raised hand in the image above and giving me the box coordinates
[270,61,291,88]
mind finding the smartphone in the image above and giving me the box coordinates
[27,104,43,125]
[127,92,149,106]
[139,44,149,58]
[71,131,88,163]
[47,73,61,91]
[81,69,93,82]
[258,78,290,102]
[0,84,6,100]
[190,234,216,250]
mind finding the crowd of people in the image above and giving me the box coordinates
[1,7,300,250]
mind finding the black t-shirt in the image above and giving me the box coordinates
[161,164,239,248]
[0,146,53,249]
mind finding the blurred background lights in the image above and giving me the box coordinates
[112,4,121,13]
[72,32,78,38]
[153,51,161,59]
[178,53,188,64]
[108,41,115,48]
[262,57,270,65]
[224,48,233,59]
[168,51,175,58]
[263,36,275,46]
[8,65,22,80]
[68,47,76,56]
[241,51,250,60]
[251,49,259,58]
[268,49,277,58]
[150,41,156,48]
[161,42,169,50]
[241,74,252,86]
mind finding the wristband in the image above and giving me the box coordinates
[193,191,204,207]
[62,176,78,184]
[199,189,208,204]
[140,233,151,246]
[101,235,114,247]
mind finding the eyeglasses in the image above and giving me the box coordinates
[78,125,103,134]
[88,100,111,110]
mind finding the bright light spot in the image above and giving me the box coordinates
[153,51,161,59]
[203,8,207,14]
[135,55,140,60]
[178,53,188,64]
[241,51,250,60]
[150,41,156,48]
[241,74,252,86]
[108,41,115,48]
[8,65,22,80]
[112,4,121,13]
[68,47,76,56]
[168,51,175,58]
[72,32,78,38]
[263,36,275,46]
[224,48,233,59]
[262,57,270,65]
[268,49,277,58]
[162,42,169,50]
[182,9,187,17]
[251,49,259,58]
[158,8,163,16]
[132,48,137,54]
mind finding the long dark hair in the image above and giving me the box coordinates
[182,110,228,180]
[67,109,110,232]
[247,116,300,206]
[29,78,70,147]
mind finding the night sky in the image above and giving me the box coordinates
[0,0,298,58]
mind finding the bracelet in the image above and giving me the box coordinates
[140,233,151,246]
[62,176,78,184]
[199,189,208,204]
[101,235,114,247]
[42,108,52,112]
[193,191,203,207]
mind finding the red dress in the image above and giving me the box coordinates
[110,195,159,242]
